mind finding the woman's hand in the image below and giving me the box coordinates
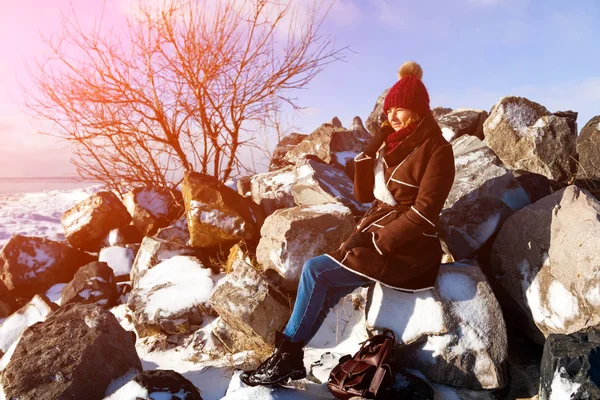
[363,121,395,157]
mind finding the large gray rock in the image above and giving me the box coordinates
[292,157,369,215]
[576,116,600,183]
[436,108,488,142]
[250,166,296,216]
[60,261,118,309]
[483,96,577,186]
[128,255,214,337]
[0,235,95,297]
[153,214,191,247]
[367,260,508,390]
[123,186,184,236]
[130,236,195,286]
[432,107,453,119]
[182,172,259,248]
[0,281,17,319]
[438,135,530,261]
[256,203,355,290]
[283,123,367,172]
[1,303,142,400]
[269,133,308,172]
[61,191,132,252]
[490,185,600,344]
[209,249,290,348]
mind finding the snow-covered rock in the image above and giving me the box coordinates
[250,166,296,216]
[182,172,259,248]
[60,261,118,309]
[256,203,355,290]
[0,281,17,319]
[292,157,369,215]
[61,190,132,252]
[269,133,309,172]
[436,108,488,142]
[130,236,195,286]
[490,185,600,344]
[438,135,530,261]
[1,303,142,400]
[0,295,56,366]
[368,260,508,390]
[209,249,290,349]
[483,96,577,186]
[123,186,184,236]
[128,256,215,337]
[539,332,600,400]
[99,246,136,281]
[0,235,94,297]
[105,369,203,400]
[154,215,191,247]
[282,123,367,173]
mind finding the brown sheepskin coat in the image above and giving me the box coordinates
[326,113,455,291]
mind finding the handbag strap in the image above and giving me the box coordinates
[366,364,394,398]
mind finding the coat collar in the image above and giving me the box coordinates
[382,112,440,168]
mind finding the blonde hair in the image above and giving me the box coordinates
[397,111,423,129]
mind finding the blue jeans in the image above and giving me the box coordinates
[282,255,372,345]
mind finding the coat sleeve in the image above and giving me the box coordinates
[353,152,376,203]
[372,143,455,255]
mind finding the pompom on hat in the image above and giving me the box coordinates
[383,61,431,117]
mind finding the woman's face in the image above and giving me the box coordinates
[387,107,413,131]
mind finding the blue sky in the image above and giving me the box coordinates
[0,0,599,177]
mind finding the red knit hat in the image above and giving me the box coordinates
[383,61,430,117]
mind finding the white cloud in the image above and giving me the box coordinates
[328,0,362,27]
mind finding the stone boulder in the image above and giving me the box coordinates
[130,236,196,286]
[256,203,355,290]
[60,261,118,309]
[350,116,371,140]
[62,190,132,252]
[432,106,453,119]
[182,172,259,248]
[1,303,142,400]
[106,369,203,400]
[292,157,369,215]
[236,175,253,197]
[575,116,600,193]
[539,332,600,400]
[366,88,390,136]
[436,108,488,142]
[438,135,530,261]
[250,166,296,216]
[209,248,290,349]
[0,280,17,319]
[0,295,56,363]
[490,185,600,344]
[282,123,367,172]
[269,133,308,172]
[483,96,577,186]
[99,246,135,282]
[123,186,184,236]
[367,260,508,390]
[128,255,214,337]
[0,235,95,297]
[154,214,191,246]
[553,110,578,136]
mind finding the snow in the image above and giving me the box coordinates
[441,127,456,142]
[135,256,215,319]
[268,171,296,186]
[367,283,445,344]
[136,188,170,217]
[334,151,358,168]
[45,283,67,305]
[550,367,580,399]
[188,200,246,236]
[0,184,102,247]
[99,246,135,277]
[17,244,53,271]
[105,379,147,399]
[548,280,579,321]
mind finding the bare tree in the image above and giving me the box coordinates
[23,0,346,193]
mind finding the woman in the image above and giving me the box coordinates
[240,61,455,387]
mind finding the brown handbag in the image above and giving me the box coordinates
[327,330,396,400]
